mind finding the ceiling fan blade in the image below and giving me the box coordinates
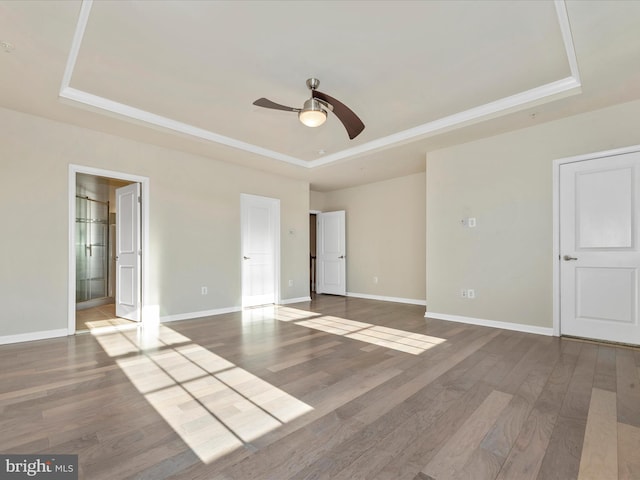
[253,98,299,112]
[313,90,364,139]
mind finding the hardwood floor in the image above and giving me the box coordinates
[75,303,134,332]
[1,295,639,479]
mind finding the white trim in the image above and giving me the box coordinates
[60,0,93,91]
[554,144,640,165]
[552,159,561,337]
[59,87,308,168]
[69,164,151,334]
[309,76,581,168]
[425,311,554,336]
[554,0,581,84]
[160,306,241,323]
[279,296,312,305]
[61,0,582,169]
[0,329,68,346]
[347,292,427,306]
[552,144,640,338]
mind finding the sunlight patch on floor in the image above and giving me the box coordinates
[271,307,318,323]
[274,306,446,355]
[90,321,313,464]
[85,318,138,335]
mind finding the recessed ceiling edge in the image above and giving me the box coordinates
[59,0,582,170]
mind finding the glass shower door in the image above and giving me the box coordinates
[76,196,109,304]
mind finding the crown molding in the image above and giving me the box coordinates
[61,0,582,170]
[554,0,581,83]
[308,76,581,167]
[59,86,309,167]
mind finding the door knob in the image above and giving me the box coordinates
[338,255,345,259]
[243,256,250,260]
[563,255,578,261]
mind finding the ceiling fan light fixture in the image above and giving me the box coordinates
[298,98,327,127]
[254,78,364,138]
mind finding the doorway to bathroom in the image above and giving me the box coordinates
[69,165,150,334]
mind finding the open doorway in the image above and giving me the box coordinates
[75,174,134,331]
[310,213,317,295]
[69,165,150,334]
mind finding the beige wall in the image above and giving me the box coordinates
[426,99,640,328]
[319,172,426,302]
[7,95,640,339]
[0,107,310,338]
[309,190,326,212]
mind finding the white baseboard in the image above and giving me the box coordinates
[347,292,427,306]
[0,328,69,345]
[425,311,554,336]
[159,299,313,323]
[160,306,241,323]
[279,296,312,305]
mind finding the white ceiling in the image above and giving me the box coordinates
[1,0,640,191]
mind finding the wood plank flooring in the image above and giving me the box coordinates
[75,303,129,332]
[1,295,639,479]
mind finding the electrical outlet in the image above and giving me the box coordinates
[468,217,476,228]
[461,289,467,298]
[468,289,475,299]
[201,286,208,295]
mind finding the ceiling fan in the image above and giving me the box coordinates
[253,78,365,140]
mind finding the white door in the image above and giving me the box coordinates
[560,152,640,344]
[115,183,141,321]
[241,194,279,307]
[316,211,346,296]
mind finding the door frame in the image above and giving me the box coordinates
[68,164,150,334]
[240,193,281,307]
[552,144,640,337]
